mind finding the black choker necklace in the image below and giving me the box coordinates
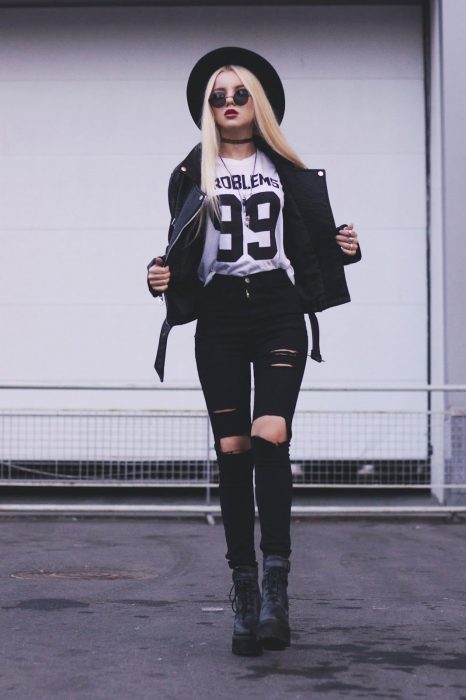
[220,137,254,144]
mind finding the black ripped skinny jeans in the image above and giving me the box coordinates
[195,269,308,568]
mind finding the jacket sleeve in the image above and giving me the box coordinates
[336,223,362,266]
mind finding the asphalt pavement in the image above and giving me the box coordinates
[1,515,466,700]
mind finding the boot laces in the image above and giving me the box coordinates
[264,567,286,601]
[229,579,257,614]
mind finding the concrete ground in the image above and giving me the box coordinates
[1,515,466,700]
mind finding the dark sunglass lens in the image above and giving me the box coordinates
[234,89,250,106]
[209,91,226,108]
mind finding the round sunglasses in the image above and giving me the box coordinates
[208,88,251,109]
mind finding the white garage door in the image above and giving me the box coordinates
[0,4,426,421]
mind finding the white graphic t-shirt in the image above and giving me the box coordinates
[197,149,295,286]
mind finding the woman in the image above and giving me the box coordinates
[147,47,361,656]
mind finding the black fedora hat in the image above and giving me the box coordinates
[186,46,285,128]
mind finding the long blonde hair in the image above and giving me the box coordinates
[200,65,305,217]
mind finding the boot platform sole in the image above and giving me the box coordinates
[232,635,263,656]
[257,620,290,650]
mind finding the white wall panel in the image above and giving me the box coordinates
[347,229,427,307]
[0,300,427,383]
[285,79,425,156]
[0,228,160,305]
[314,302,427,383]
[0,6,423,80]
[0,153,425,231]
[0,81,196,157]
[0,305,160,382]
[0,227,426,308]
[0,154,171,230]
[317,154,426,230]
[1,78,424,157]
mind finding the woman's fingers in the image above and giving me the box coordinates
[149,278,170,291]
[149,268,170,279]
[337,239,358,255]
[336,224,359,256]
[148,258,170,291]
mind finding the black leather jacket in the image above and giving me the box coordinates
[148,135,361,381]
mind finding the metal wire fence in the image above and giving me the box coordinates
[1,384,465,503]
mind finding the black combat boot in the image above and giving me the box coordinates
[229,565,263,656]
[256,555,290,650]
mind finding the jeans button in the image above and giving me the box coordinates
[244,277,250,284]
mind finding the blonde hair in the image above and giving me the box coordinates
[190,64,306,236]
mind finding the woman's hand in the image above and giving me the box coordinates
[148,257,171,292]
[335,223,359,256]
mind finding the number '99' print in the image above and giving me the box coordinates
[213,192,280,263]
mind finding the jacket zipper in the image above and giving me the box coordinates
[165,193,206,264]
[159,191,206,306]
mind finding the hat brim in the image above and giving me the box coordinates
[186,46,285,128]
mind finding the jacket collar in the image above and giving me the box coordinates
[179,143,202,186]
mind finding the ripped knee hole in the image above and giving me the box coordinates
[218,434,251,454]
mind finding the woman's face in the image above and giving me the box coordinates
[209,69,255,134]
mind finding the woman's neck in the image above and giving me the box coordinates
[218,129,256,160]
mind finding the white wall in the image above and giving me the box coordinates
[0,5,426,421]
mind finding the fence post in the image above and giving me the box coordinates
[205,414,212,506]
